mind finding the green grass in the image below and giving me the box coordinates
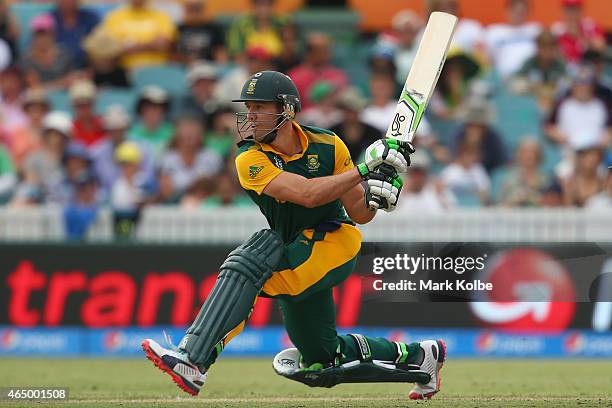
[0,358,610,407]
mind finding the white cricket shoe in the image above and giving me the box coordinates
[141,338,207,396]
[408,339,446,400]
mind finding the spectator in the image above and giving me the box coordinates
[0,65,27,131]
[92,105,155,196]
[21,14,77,90]
[545,65,611,176]
[273,22,302,74]
[205,106,238,160]
[214,46,275,106]
[497,138,549,206]
[395,151,457,213]
[0,0,19,61]
[440,141,490,206]
[10,182,45,207]
[510,29,567,112]
[0,143,16,203]
[361,72,398,134]
[578,49,612,106]
[538,178,565,207]
[227,0,288,58]
[374,9,423,85]
[82,25,129,88]
[111,141,153,238]
[552,0,606,65]
[5,88,50,171]
[51,0,100,68]
[561,145,606,207]
[69,80,104,146]
[426,0,486,60]
[484,0,541,78]
[19,111,72,202]
[176,0,226,63]
[299,81,342,129]
[288,32,349,110]
[430,49,481,119]
[202,171,252,207]
[368,47,397,80]
[63,169,99,240]
[159,116,222,200]
[0,37,10,72]
[178,61,219,127]
[180,176,215,208]
[360,71,437,146]
[129,86,174,155]
[330,87,381,161]
[453,97,509,174]
[101,0,177,71]
[585,162,611,209]
[52,142,94,204]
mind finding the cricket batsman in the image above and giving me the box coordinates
[142,71,446,400]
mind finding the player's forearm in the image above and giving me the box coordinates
[346,197,376,224]
[302,168,362,208]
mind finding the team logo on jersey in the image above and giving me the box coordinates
[307,155,320,171]
[272,155,284,170]
[344,157,352,167]
[249,165,263,178]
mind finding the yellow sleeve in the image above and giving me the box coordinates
[235,149,283,195]
[333,135,355,175]
[102,9,123,39]
[156,11,178,41]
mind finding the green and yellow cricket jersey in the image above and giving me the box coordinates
[235,122,355,243]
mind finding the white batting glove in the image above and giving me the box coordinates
[364,171,403,212]
[362,139,414,175]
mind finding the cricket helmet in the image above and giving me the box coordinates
[232,71,301,144]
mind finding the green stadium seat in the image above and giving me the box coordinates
[47,90,72,114]
[131,64,188,96]
[454,191,483,207]
[96,88,137,115]
[293,9,360,44]
[47,88,137,118]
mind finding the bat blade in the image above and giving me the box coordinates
[385,11,458,144]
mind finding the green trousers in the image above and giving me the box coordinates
[203,224,421,369]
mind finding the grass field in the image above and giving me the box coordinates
[0,358,611,407]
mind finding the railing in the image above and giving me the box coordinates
[0,206,610,243]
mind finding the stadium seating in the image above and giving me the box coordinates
[46,90,72,114]
[10,3,117,54]
[130,64,188,96]
[96,88,138,115]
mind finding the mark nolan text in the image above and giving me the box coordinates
[373,279,493,291]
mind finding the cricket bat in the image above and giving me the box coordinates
[369,12,457,211]
[385,11,458,144]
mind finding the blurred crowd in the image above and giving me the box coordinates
[0,0,611,238]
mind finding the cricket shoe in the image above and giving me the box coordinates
[141,337,207,396]
[407,339,446,400]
